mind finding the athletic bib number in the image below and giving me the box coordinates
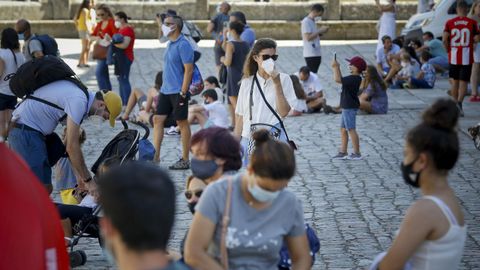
[451,28,471,47]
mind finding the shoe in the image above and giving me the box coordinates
[469,95,480,102]
[323,105,334,115]
[456,103,465,117]
[347,153,363,160]
[331,152,348,160]
[165,126,180,136]
[169,158,190,170]
[402,83,411,89]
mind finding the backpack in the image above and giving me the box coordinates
[30,34,59,57]
[278,223,320,269]
[9,55,87,99]
[184,21,203,43]
[189,64,204,96]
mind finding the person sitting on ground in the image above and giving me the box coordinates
[289,75,308,116]
[57,156,121,239]
[391,53,418,89]
[98,162,190,270]
[409,38,423,59]
[54,127,87,205]
[185,129,311,270]
[376,35,401,77]
[121,71,162,124]
[359,65,389,114]
[371,99,466,270]
[204,76,225,103]
[295,66,331,113]
[188,89,229,129]
[385,46,421,83]
[419,31,449,73]
[408,51,436,89]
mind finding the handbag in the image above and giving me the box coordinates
[247,74,298,154]
[92,42,108,60]
[220,177,233,270]
[45,132,67,167]
[189,64,204,96]
[219,64,228,85]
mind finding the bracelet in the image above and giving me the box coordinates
[84,176,93,183]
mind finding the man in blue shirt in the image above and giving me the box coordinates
[230,11,256,48]
[153,15,194,170]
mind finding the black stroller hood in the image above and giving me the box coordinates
[90,121,149,175]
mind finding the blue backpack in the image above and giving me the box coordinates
[138,139,155,161]
[31,34,59,56]
[278,223,320,269]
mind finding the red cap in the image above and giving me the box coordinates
[346,56,367,72]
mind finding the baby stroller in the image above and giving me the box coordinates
[68,120,150,267]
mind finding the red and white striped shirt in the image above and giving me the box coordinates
[444,16,479,65]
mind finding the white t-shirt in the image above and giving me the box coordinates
[376,44,401,69]
[0,49,25,96]
[294,71,323,96]
[301,16,321,57]
[236,73,297,139]
[12,80,95,135]
[292,99,308,113]
[204,100,229,128]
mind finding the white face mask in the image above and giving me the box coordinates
[114,20,122,29]
[315,16,322,22]
[247,177,281,203]
[401,62,408,68]
[227,32,233,41]
[162,24,174,37]
[261,58,275,75]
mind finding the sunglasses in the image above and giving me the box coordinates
[261,54,279,61]
[185,189,203,200]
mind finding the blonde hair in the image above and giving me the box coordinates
[469,0,480,19]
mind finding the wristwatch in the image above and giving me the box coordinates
[180,91,187,98]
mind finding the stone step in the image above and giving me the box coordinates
[0,19,407,40]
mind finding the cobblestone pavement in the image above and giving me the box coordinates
[54,39,480,269]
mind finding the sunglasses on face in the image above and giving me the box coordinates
[260,54,279,61]
[185,189,203,200]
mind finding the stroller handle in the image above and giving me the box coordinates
[120,120,150,140]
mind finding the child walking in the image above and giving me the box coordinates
[331,56,367,160]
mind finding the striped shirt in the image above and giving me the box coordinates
[444,16,479,65]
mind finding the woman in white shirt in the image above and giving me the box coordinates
[373,99,467,270]
[375,0,396,51]
[0,28,25,138]
[233,38,297,164]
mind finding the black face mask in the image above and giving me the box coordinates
[188,201,197,214]
[400,158,421,188]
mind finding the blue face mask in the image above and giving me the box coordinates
[17,33,24,41]
[191,158,218,180]
[247,176,281,203]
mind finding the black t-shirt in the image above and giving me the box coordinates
[340,75,362,109]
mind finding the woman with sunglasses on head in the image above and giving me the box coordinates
[371,99,466,270]
[233,38,297,164]
[185,130,311,270]
[91,4,117,91]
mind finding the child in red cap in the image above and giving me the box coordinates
[331,56,367,160]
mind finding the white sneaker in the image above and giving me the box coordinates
[165,126,180,136]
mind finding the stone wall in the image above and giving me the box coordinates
[0,19,407,40]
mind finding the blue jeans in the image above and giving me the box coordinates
[8,127,52,185]
[117,59,132,105]
[96,59,112,91]
[340,109,357,130]
[410,77,433,89]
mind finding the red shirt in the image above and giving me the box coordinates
[118,26,135,61]
[92,18,117,39]
[444,16,479,65]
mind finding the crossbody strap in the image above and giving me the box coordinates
[220,176,234,270]
[252,74,292,142]
[9,49,18,67]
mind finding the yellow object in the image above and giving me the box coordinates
[60,189,79,205]
[76,8,91,32]
[102,91,123,127]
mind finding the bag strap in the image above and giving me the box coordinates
[9,49,18,67]
[252,74,293,143]
[220,177,233,270]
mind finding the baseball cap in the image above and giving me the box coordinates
[346,56,367,72]
[102,91,122,127]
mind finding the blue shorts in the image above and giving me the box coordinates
[8,127,52,186]
[340,109,357,130]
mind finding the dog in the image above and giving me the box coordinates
[468,123,480,150]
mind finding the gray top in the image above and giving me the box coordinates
[226,40,250,97]
[22,34,43,62]
[197,174,305,270]
[54,157,77,190]
[301,16,321,57]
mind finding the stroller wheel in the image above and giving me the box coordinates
[70,250,87,267]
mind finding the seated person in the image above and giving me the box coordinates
[121,71,162,125]
[376,35,401,77]
[54,127,86,205]
[391,53,420,89]
[289,75,308,116]
[188,89,229,129]
[203,76,224,103]
[408,51,436,89]
[385,46,421,83]
[420,31,449,73]
[359,65,389,114]
[295,66,329,113]
[57,156,121,239]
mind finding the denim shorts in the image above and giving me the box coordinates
[340,109,358,130]
[8,127,52,185]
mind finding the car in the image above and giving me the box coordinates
[401,0,474,40]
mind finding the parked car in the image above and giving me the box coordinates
[401,0,474,40]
